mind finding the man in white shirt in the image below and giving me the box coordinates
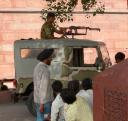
[33,48,54,121]
[77,78,93,112]
[51,80,65,121]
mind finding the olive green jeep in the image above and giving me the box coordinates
[14,37,111,116]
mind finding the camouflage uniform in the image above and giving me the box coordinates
[41,22,56,39]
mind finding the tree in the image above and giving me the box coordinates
[41,0,105,22]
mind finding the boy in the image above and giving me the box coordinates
[51,80,65,121]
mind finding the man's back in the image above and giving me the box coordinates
[77,89,93,112]
[64,97,93,121]
[41,22,56,39]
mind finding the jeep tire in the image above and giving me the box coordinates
[27,92,36,116]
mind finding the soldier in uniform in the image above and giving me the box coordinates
[41,12,65,39]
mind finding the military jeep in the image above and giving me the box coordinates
[14,38,111,116]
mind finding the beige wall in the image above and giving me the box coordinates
[0,0,128,79]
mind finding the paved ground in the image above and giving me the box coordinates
[0,101,35,121]
[0,83,35,121]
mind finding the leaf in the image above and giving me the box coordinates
[41,0,105,22]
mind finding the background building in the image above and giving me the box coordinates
[0,0,128,79]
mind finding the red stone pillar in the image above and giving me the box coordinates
[94,59,128,121]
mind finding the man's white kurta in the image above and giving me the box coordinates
[33,62,52,104]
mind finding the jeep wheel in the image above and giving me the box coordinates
[27,92,36,116]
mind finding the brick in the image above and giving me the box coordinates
[12,14,42,23]
[9,22,42,30]
[113,1,127,8]
[0,51,14,64]
[1,17,42,32]
[1,31,40,42]
[104,0,127,8]
[4,54,14,64]
[0,0,12,8]
[0,14,14,22]
[0,65,15,79]
[106,41,116,49]
[0,44,13,51]
[11,0,44,8]
[119,24,128,31]
[115,41,128,48]
[16,32,40,39]
[1,32,17,42]
[0,0,128,79]
[0,55,4,63]
[0,51,13,55]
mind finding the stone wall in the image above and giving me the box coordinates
[0,0,128,79]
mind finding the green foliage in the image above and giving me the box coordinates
[41,0,105,22]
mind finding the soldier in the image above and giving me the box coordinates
[41,12,65,39]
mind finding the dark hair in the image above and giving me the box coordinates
[60,88,76,104]
[37,48,54,61]
[82,78,92,90]
[47,12,55,19]
[68,80,80,95]
[115,52,125,63]
[52,80,63,93]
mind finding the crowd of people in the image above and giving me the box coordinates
[33,48,93,121]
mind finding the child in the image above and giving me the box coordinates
[51,80,65,121]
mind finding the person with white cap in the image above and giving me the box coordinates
[33,48,54,121]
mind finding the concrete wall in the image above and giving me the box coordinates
[0,0,128,79]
